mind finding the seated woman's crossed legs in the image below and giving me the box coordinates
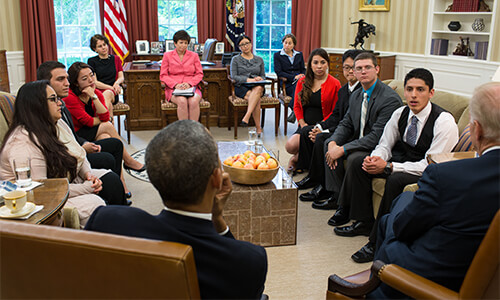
[242,85,264,134]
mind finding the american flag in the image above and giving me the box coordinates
[104,0,129,63]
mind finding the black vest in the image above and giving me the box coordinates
[391,103,446,163]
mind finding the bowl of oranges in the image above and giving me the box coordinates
[222,150,279,185]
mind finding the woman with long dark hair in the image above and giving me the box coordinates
[0,81,127,225]
[285,48,341,171]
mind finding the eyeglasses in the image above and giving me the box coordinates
[47,96,61,103]
[343,65,354,71]
[239,42,251,48]
[354,65,374,72]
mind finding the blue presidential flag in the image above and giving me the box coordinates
[225,0,245,51]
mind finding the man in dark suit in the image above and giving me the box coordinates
[305,52,402,212]
[369,81,500,299]
[296,50,362,201]
[85,120,268,299]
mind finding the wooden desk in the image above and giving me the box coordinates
[427,151,476,164]
[10,178,69,225]
[123,61,230,130]
[218,141,297,247]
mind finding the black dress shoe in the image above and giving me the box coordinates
[334,220,373,237]
[312,195,338,210]
[299,185,332,202]
[123,163,146,172]
[295,176,317,190]
[351,242,375,263]
[327,206,350,227]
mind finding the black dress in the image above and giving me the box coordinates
[295,89,323,134]
[88,55,119,104]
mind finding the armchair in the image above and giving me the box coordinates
[112,84,131,144]
[326,210,500,299]
[277,77,292,135]
[201,39,217,62]
[226,66,280,139]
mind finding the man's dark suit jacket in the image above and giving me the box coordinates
[371,149,500,298]
[319,82,361,132]
[326,80,402,154]
[85,206,268,299]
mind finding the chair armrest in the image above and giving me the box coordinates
[327,260,383,297]
[266,76,278,98]
[278,77,288,96]
[375,263,459,300]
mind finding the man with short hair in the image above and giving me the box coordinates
[295,49,362,202]
[369,82,500,299]
[85,120,268,299]
[37,61,123,179]
[332,68,459,263]
[308,52,402,211]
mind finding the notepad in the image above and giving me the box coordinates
[172,87,195,97]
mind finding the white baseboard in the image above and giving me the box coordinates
[325,48,500,97]
[5,51,25,94]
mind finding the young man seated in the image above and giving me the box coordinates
[331,68,459,263]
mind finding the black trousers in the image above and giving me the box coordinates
[324,150,370,198]
[296,125,315,170]
[99,172,126,205]
[87,138,124,176]
[306,132,333,186]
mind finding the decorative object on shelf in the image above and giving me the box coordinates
[350,18,376,50]
[478,0,491,11]
[453,36,474,57]
[471,18,485,32]
[431,38,449,55]
[448,21,461,31]
[135,40,150,54]
[451,0,479,12]
[359,0,390,11]
[150,41,165,54]
[474,41,488,60]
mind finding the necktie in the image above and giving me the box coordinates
[406,115,418,147]
[359,92,368,138]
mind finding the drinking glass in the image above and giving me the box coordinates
[282,169,293,188]
[255,138,264,153]
[248,127,257,146]
[13,158,32,187]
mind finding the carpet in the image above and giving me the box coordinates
[124,149,149,182]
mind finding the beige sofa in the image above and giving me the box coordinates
[371,80,471,215]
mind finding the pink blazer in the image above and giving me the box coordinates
[160,50,204,101]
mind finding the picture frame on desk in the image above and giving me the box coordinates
[215,42,224,54]
[150,41,165,54]
[136,40,150,54]
[190,37,196,45]
[165,40,175,51]
[359,0,390,11]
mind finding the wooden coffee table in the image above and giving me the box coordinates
[218,141,298,247]
[9,178,69,226]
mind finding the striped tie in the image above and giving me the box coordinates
[359,92,368,138]
[406,116,418,147]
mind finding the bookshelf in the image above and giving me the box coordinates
[427,0,497,60]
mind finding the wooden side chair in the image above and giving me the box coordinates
[326,210,500,299]
[114,84,131,144]
[226,66,280,139]
[160,81,211,129]
[277,77,292,135]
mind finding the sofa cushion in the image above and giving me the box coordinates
[430,91,469,124]
[454,123,475,152]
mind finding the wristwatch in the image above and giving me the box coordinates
[383,162,393,175]
[91,94,98,100]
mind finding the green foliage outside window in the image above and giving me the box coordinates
[158,0,197,41]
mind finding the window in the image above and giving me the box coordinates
[254,0,292,74]
[54,0,101,67]
[158,0,198,41]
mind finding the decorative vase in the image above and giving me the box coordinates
[471,18,485,32]
[448,21,461,31]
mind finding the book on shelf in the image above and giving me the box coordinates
[474,41,488,60]
[431,39,449,55]
[172,86,195,97]
[451,0,479,11]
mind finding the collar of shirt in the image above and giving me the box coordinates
[348,81,359,93]
[362,79,378,102]
[280,48,298,64]
[408,101,432,125]
[483,145,500,155]
[164,206,212,221]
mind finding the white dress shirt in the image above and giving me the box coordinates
[165,206,230,235]
[371,102,459,176]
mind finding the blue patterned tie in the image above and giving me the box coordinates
[406,116,418,147]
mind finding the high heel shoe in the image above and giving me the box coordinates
[125,192,132,198]
[123,163,146,172]
[240,121,249,127]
